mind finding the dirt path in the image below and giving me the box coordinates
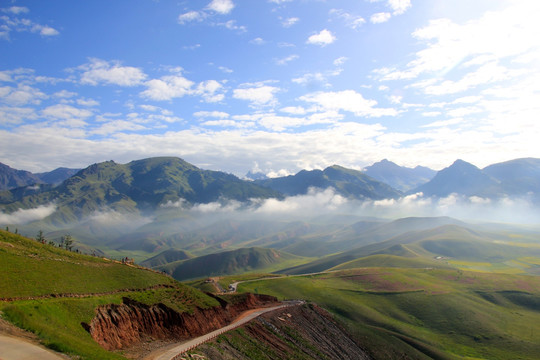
[0,283,175,302]
[144,301,303,360]
[0,335,68,360]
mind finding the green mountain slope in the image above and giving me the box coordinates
[256,164,402,199]
[0,229,224,360]
[0,157,281,224]
[238,268,540,360]
[280,223,540,275]
[161,247,309,281]
[140,248,193,268]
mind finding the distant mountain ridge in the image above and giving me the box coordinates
[255,164,402,200]
[411,158,540,201]
[364,159,435,192]
[0,162,80,191]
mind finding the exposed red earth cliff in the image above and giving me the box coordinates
[86,293,277,351]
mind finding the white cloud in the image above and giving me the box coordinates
[280,106,307,115]
[77,98,99,107]
[275,54,299,65]
[220,20,246,32]
[300,90,397,117]
[0,204,56,224]
[388,0,411,15]
[370,12,391,24]
[233,84,280,106]
[250,37,265,45]
[42,104,93,120]
[218,66,233,73]
[141,75,194,100]
[207,0,235,14]
[3,6,29,14]
[202,119,253,128]
[0,106,37,124]
[195,80,225,102]
[92,120,147,136]
[0,9,59,39]
[79,59,147,86]
[194,111,230,118]
[33,25,59,36]
[0,84,47,105]
[306,29,336,46]
[333,57,348,66]
[330,9,365,29]
[53,90,77,98]
[282,17,299,27]
[178,11,205,24]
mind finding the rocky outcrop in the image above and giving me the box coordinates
[86,293,277,350]
[193,303,371,359]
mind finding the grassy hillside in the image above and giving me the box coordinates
[238,268,540,359]
[0,157,281,225]
[281,224,540,276]
[0,229,220,359]
[161,247,311,281]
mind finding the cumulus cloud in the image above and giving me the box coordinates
[300,90,397,117]
[233,84,280,107]
[195,80,225,102]
[79,59,147,86]
[206,0,235,14]
[0,204,56,224]
[141,75,194,100]
[370,12,391,24]
[178,11,205,24]
[388,0,411,15]
[0,84,47,105]
[306,29,336,46]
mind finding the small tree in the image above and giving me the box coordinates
[36,230,46,244]
[62,234,74,251]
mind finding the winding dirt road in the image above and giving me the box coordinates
[145,301,303,360]
[0,335,66,360]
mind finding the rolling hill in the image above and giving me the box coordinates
[159,247,309,281]
[279,221,540,275]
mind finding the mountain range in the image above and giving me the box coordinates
[0,156,539,229]
[411,158,540,202]
[0,162,79,191]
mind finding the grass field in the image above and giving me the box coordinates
[0,230,221,360]
[238,267,540,359]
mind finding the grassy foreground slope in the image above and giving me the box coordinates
[0,229,177,298]
[0,230,219,359]
[238,268,540,360]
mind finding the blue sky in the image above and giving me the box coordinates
[0,0,539,176]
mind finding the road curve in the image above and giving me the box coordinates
[147,301,303,360]
[0,335,66,360]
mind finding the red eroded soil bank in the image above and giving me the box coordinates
[85,293,277,351]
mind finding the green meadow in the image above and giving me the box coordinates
[238,267,540,359]
[0,230,220,360]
